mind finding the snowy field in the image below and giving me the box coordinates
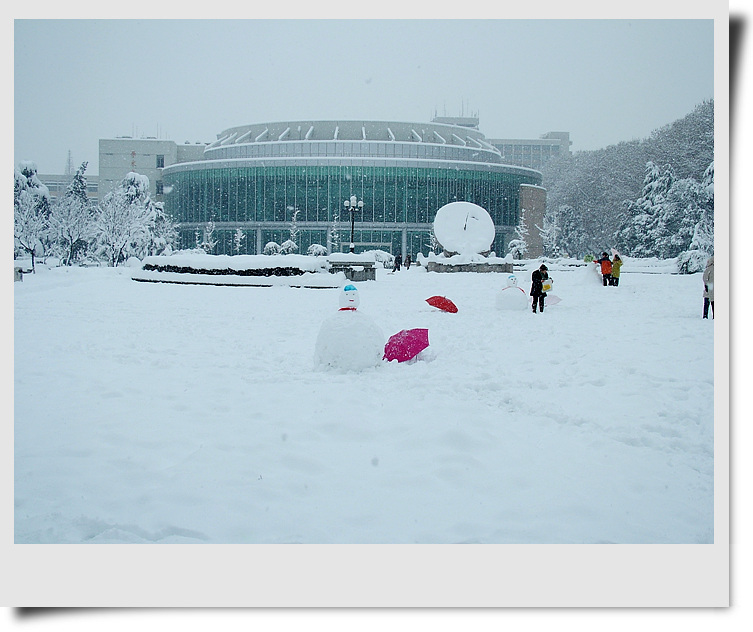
[13,258,714,544]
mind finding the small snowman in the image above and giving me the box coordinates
[314,284,385,372]
[495,273,529,311]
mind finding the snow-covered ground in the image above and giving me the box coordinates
[13,257,714,544]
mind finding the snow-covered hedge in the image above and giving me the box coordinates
[141,253,328,277]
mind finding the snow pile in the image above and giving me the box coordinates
[327,252,377,264]
[314,286,385,372]
[432,201,495,255]
[495,274,529,310]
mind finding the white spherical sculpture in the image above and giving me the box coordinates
[314,285,385,372]
[433,201,496,255]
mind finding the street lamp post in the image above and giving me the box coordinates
[343,194,364,254]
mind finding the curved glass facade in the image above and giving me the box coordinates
[163,121,544,257]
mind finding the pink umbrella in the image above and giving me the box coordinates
[383,328,430,363]
[426,295,458,313]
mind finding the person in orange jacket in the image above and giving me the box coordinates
[593,252,613,286]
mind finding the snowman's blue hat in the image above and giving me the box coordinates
[343,284,357,291]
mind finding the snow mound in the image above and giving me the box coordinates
[433,201,495,255]
[495,286,529,311]
[314,310,385,372]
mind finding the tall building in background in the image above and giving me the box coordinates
[486,132,572,171]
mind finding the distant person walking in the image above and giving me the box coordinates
[392,253,402,272]
[593,252,613,286]
[609,254,623,286]
[702,256,714,319]
[530,264,549,313]
[404,254,412,270]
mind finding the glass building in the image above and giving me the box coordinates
[162,120,544,257]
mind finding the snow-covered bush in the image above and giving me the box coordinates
[280,239,299,255]
[307,243,328,256]
[361,249,394,268]
[677,250,709,274]
[263,241,281,255]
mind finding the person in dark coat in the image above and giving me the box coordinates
[392,253,402,272]
[530,264,549,313]
[702,256,714,319]
[404,254,412,269]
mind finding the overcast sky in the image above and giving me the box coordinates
[14,18,714,176]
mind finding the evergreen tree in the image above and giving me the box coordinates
[49,162,94,265]
[619,162,674,257]
[677,161,714,273]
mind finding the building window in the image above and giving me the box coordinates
[156,155,165,168]
[156,180,164,195]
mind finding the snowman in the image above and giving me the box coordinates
[314,284,385,372]
[495,273,529,311]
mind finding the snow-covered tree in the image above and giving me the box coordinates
[288,206,300,249]
[429,229,441,254]
[14,189,48,272]
[14,162,52,270]
[618,162,675,257]
[199,220,217,254]
[233,228,247,254]
[537,207,561,257]
[328,213,341,253]
[147,202,179,256]
[263,241,281,255]
[677,161,714,274]
[48,162,94,265]
[307,243,327,256]
[557,204,590,258]
[506,214,529,259]
[15,161,51,219]
[92,172,154,266]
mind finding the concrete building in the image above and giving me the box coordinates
[98,137,207,203]
[37,173,99,203]
[486,132,572,171]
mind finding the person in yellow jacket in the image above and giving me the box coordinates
[609,254,623,286]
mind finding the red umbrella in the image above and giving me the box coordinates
[383,328,430,363]
[426,295,458,313]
